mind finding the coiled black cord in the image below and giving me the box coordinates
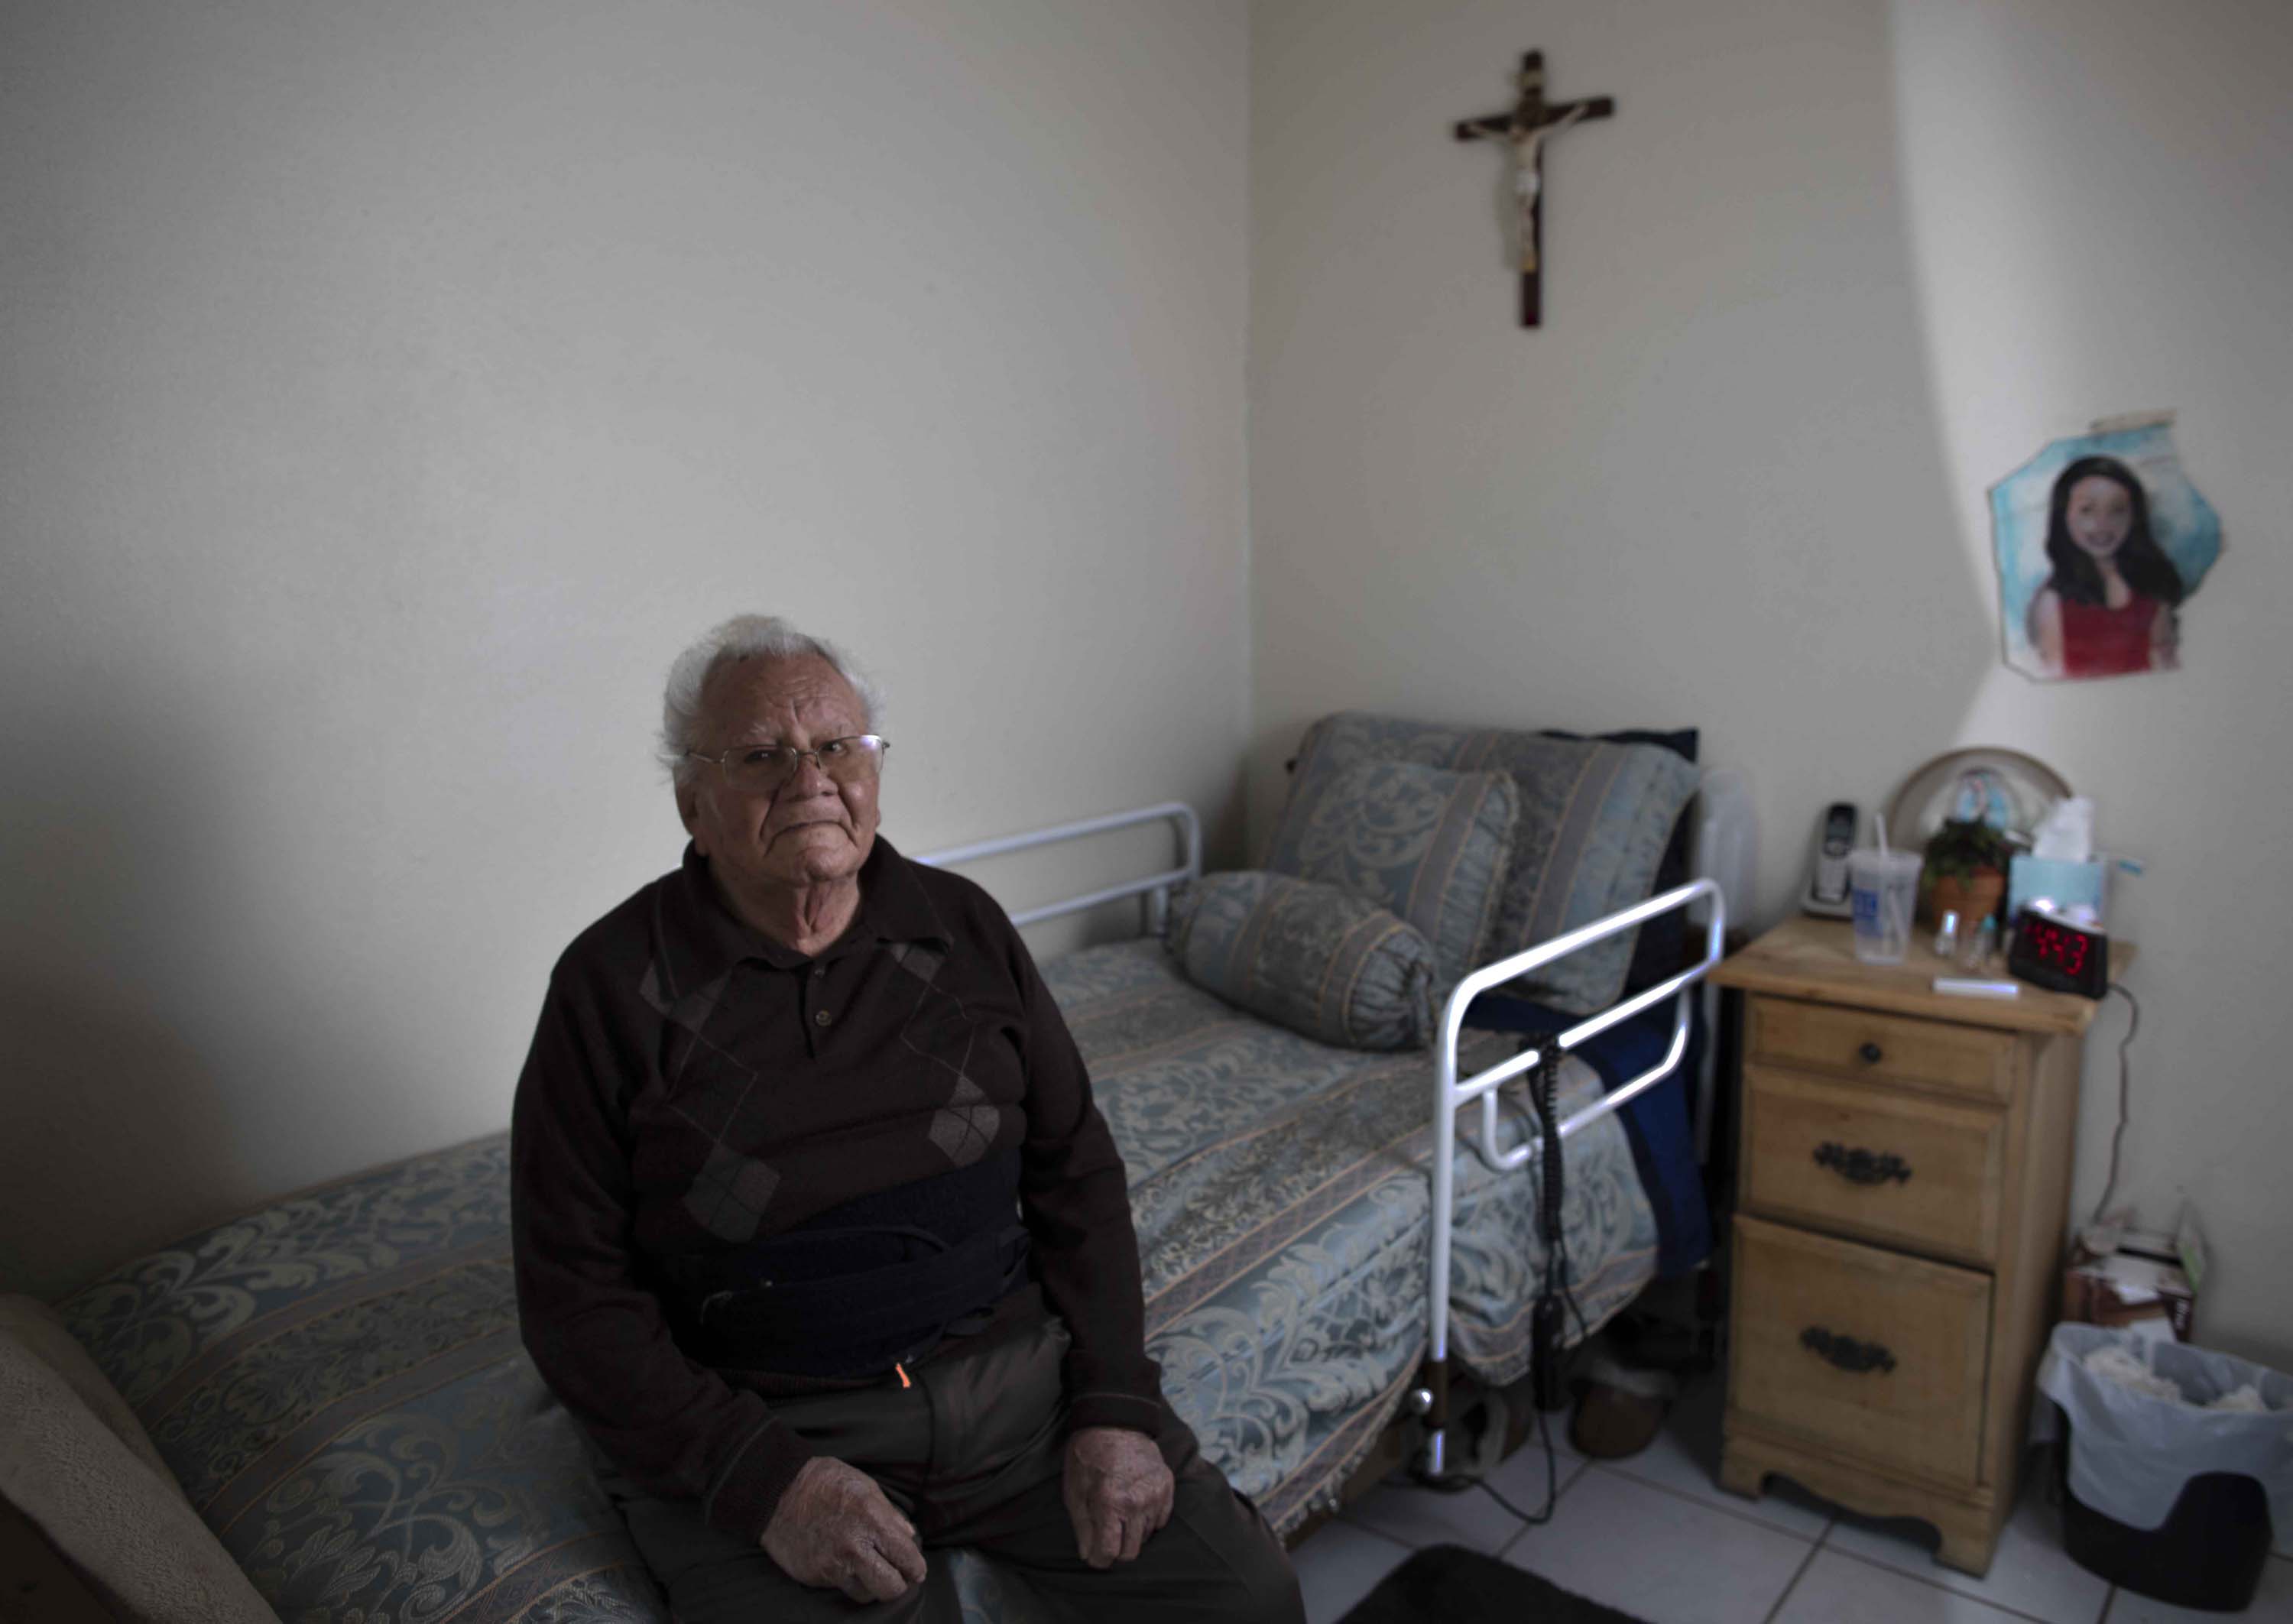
[1532,1033,1594,1350]
[1399,1035,1592,1527]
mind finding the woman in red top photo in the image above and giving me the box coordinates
[2027,455,2186,678]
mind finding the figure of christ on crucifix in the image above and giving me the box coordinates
[1455,51,1614,327]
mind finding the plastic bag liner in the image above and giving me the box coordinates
[2033,1323,2293,1542]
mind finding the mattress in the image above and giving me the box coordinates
[52,938,1656,1620]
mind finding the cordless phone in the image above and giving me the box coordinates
[1804,802,1857,917]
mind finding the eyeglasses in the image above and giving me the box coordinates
[688,734,888,793]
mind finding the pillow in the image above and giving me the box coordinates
[1540,726,1699,762]
[0,1295,277,1624]
[1283,712,1701,1015]
[1542,728,1699,995]
[1166,872,1437,1050]
[1259,758,1518,984]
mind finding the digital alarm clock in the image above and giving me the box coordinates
[2006,907,2109,1000]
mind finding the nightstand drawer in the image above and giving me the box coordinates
[1731,1214,1992,1487]
[1749,996,2015,1101]
[1743,1066,2005,1264]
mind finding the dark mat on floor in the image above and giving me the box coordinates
[1338,1542,1649,1623]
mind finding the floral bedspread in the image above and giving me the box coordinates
[54,940,1654,1622]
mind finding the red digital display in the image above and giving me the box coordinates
[2007,908,2108,998]
[2021,917,2088,975]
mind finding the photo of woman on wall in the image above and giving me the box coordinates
[2025,456,2184,678]
[1990,418,2221,684]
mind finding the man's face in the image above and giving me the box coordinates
[676,653,881,896]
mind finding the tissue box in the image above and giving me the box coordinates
[2010,855,2108,924]
[2061,1226,2201,1341]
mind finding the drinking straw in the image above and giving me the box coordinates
[1876,812,1891,857]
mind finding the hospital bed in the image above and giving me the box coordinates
[44,714,1750,1622]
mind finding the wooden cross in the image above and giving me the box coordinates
[1454,51,1615,328]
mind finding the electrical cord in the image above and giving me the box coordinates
[1470,1438,1553,1524]
[1484,1039,1595,1524]
[1537,1043,1594,1336]
[1395,1035,1588,1527]
[2087,982,2141,1230]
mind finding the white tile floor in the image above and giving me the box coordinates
[1286,1379,2293,1624]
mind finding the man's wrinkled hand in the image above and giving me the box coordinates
[1062,1426,1174,1568]
[761,1455,929,1603]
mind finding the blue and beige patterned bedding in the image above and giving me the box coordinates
[1047,941,1655,1532]
[54,939,1656,1622]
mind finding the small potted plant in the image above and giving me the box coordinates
[1922,818,2016,926]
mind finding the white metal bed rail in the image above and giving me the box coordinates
[1420,875,1727,1476]
[910,801,1203,932]
[911,799,1731,1482]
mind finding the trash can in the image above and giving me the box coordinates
[2035,1324,2292,1612]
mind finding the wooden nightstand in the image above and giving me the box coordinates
[1710,916,2132,1574]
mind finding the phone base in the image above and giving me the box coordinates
[1801,887,1854,919]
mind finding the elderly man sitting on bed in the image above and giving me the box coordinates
[511,615,1302,1623]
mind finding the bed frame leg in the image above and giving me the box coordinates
[1414,1359,1451,1475]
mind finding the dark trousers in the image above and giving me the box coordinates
[600,1316,1305,1623]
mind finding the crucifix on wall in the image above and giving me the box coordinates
[1454,51,1615,328]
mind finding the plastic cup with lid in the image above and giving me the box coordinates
[1848,849,1924,964]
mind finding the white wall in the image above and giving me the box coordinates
[8,0,2284,1360]
[1250,0,2291,1360]
[0,0,1250,1301]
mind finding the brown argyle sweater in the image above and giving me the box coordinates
[510,835,1162,1542]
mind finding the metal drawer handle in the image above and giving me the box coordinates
[1802,1325,1896,1374]
[1858,1041,1884,1065]
[1813,1143,1912,1185]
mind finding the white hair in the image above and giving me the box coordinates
[658,614,887,786]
